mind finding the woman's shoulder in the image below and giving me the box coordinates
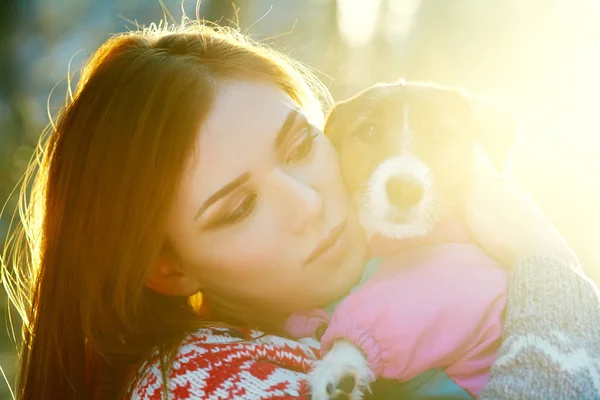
[129,327,319,399]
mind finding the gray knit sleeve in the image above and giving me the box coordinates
[480,255,600,399]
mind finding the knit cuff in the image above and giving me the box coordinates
[504,254,600,343]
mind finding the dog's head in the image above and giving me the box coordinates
[325,81,520,239]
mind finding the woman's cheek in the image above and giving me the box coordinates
[199,235,276,283]
[207,210,281,269]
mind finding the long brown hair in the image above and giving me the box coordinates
[1,22,329,400]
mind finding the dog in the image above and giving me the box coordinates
[309,81,520,400]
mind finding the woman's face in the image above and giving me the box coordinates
[165,80,367,314]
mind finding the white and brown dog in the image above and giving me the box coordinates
[310,81,520,400]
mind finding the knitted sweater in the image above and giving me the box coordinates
[129,256,600,399]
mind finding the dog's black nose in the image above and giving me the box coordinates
[386,176,424,210]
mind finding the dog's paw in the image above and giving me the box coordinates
[309,340,374,400]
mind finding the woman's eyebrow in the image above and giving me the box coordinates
[194,172,251,221]
[274,108,305,151]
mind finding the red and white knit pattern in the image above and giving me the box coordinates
[130,328,319,399]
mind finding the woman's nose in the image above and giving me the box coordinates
[271,169,324,234]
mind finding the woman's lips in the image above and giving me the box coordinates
[305,220,347,265]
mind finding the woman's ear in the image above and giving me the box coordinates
[145,247,201,297]
[469,96,521,174]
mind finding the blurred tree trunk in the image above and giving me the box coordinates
[0,0,24,242]
[0,1,18,99]
[0,2,21,396]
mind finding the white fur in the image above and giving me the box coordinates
[401,105,413,150]
[357,153,439,239]
[310,340,375,400]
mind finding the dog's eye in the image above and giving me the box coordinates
[353,123,378,144]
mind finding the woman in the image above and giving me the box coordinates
[2,23,599,400]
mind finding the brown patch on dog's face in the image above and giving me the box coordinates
[324,81,519,237]
[325,84,406,197]
[326,83,479,204]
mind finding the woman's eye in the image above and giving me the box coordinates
[220,193,257,227]
[353,123,378,144]
[285,127,318,164]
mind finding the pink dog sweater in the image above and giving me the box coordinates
[285,220,508,397]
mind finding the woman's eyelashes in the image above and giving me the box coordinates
[283,124,319,164]
[223,192,257,226]
[208,191,258,229]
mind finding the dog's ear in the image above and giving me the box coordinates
[323,97,356,148]
[467,95,521,174]
[323,104,339,137]
[323,103,343,148]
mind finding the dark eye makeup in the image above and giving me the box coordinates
[208,191,258,229]
[284,124,319,164]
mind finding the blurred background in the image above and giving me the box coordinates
[1,0,599,396]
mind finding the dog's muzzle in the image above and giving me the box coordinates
[385,175,425,211]
[359,153,435,239]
